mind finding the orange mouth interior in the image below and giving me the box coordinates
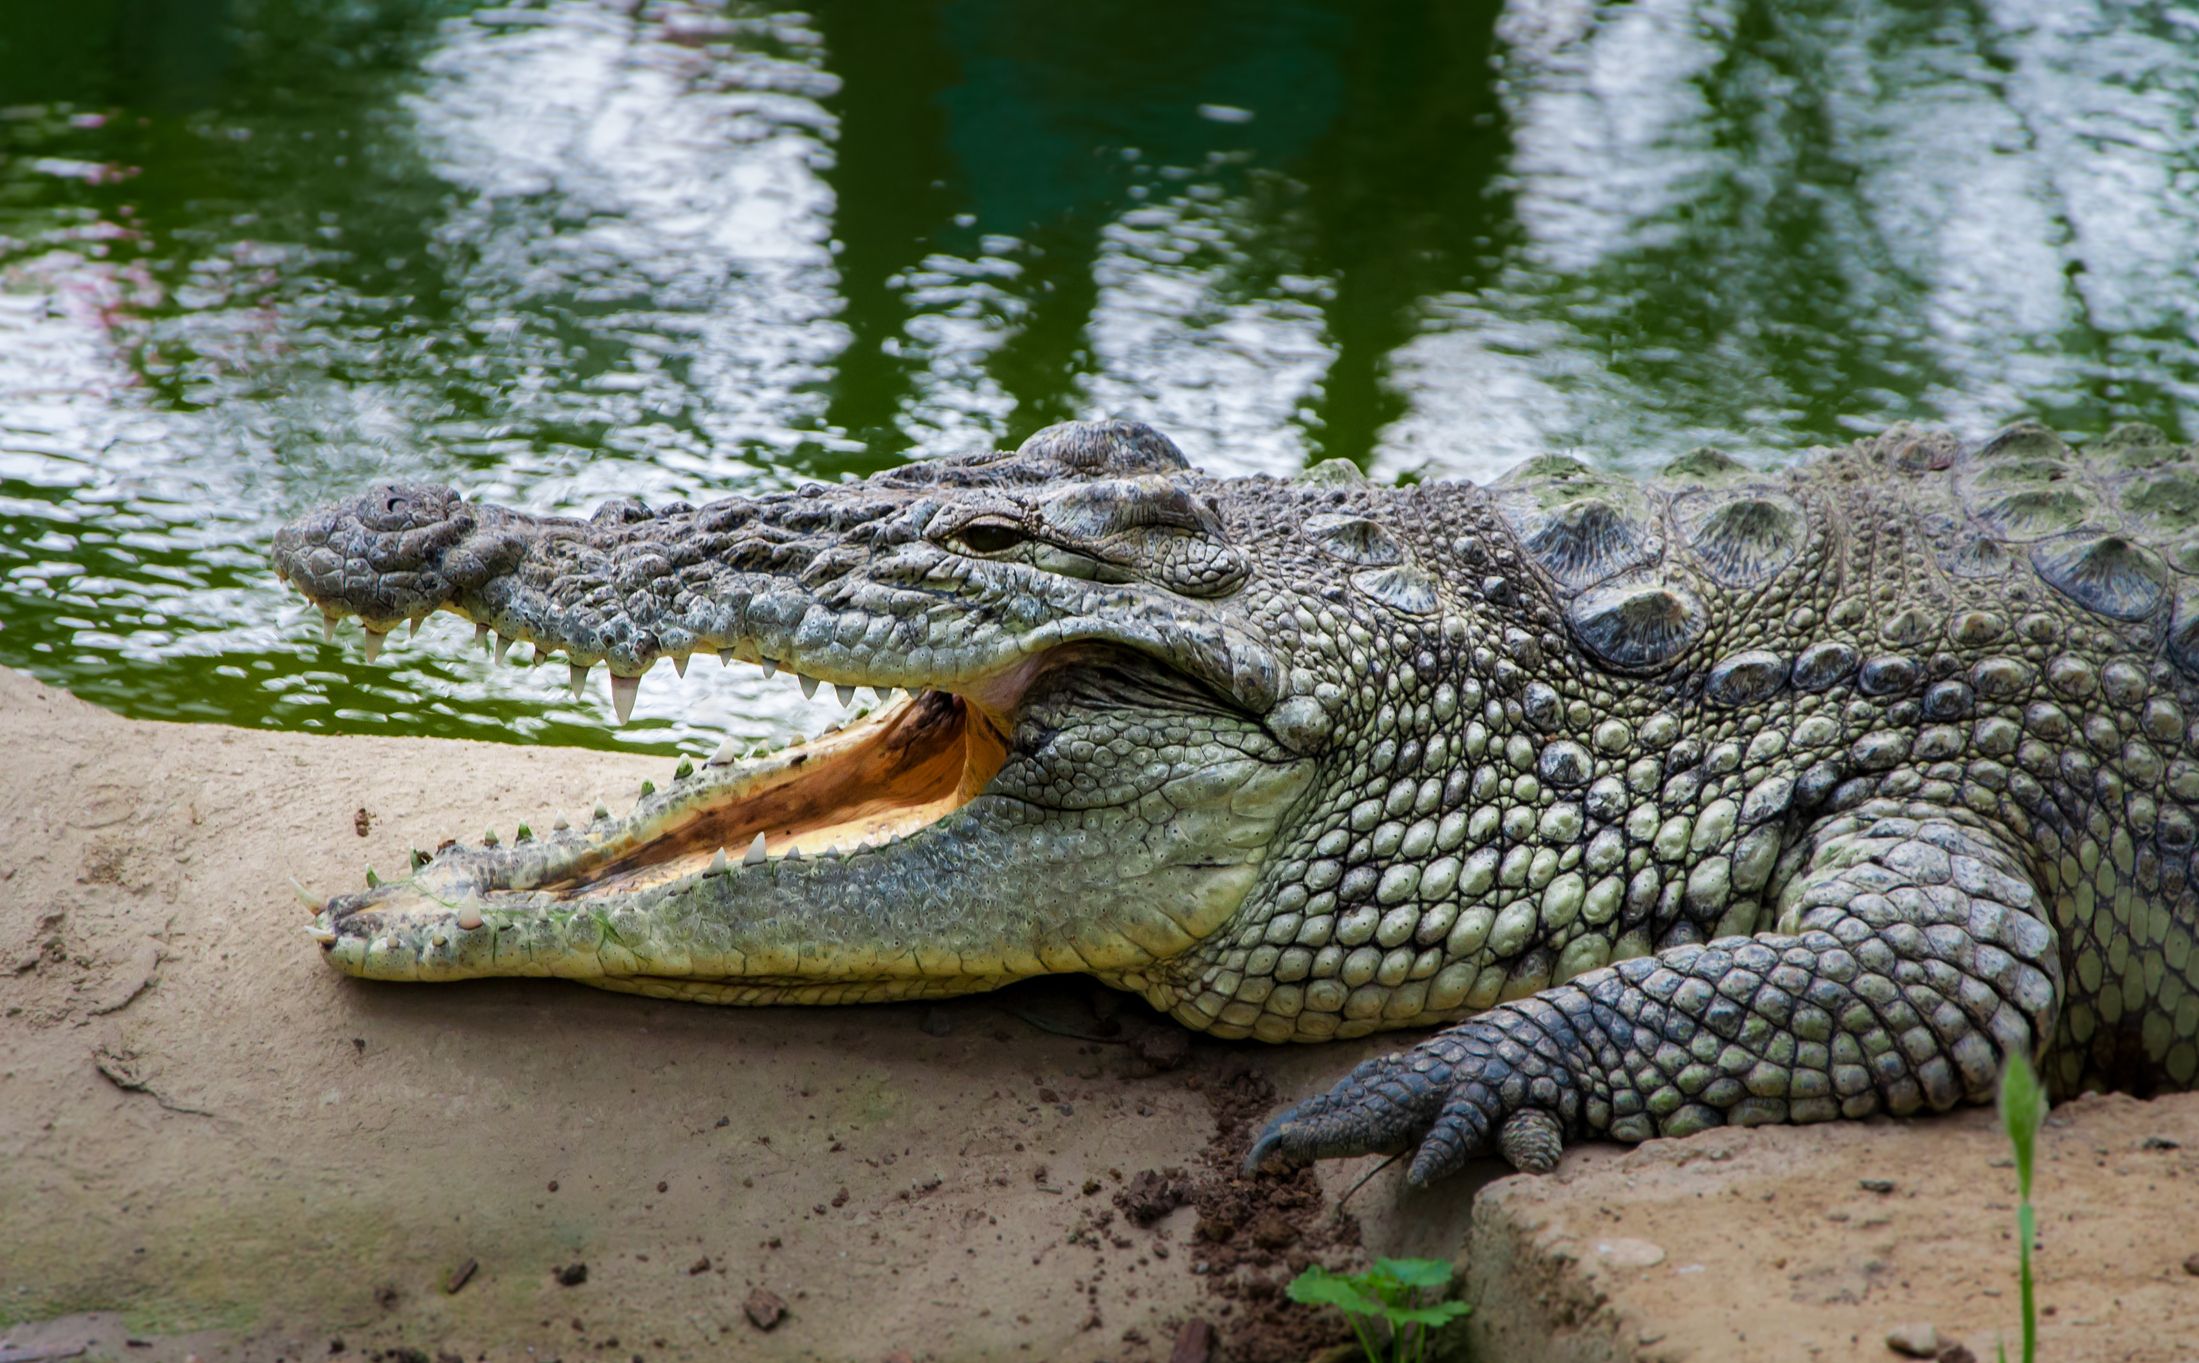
[547,692,1008,898]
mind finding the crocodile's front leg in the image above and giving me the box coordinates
[1249,802,2062,1183]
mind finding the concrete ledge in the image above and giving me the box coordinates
[1458,1089,2199,1363]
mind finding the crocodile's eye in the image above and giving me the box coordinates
[956,520,1027,555]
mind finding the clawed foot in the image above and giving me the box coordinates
[1245,1016,1583,1185]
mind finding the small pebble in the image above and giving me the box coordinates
[1859,1178,1896,1194]
[1884,1322,1939,1358]
[556,1262,588,1287]
[1133,1029,1191,1071]
[1169,1318,1215,1363]
[444,1258,477,1294]
[2182,1252,2199,1277]
[1592,1237,1667,1269]
[744,1286,788,1331]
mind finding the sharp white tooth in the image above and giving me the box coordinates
[835,683,856,707]
[475,623,490,649]
[760,658,778,679]
[429,932,448,948]
[408,615,424,639]
[743,832,768,865]
[783,845,802,861]
[494,634,512,665]
[320,611,340,643]
[610,672,639,725]
[710,734,741,766]
[305,924,337,943]
[799,673,819,700]
[569,662,590,700]
[552,813,570,831]
[455,905,484,930]
[719,648,736,667]
[290,877,326,915]
[707,847,729,875]
[673,653,689,678]
[362,629,387,663]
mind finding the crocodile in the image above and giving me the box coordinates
[271,417,2199,1185]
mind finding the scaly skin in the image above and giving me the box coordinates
[271,418,2199,1184]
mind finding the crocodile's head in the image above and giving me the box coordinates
[272,421,1404,1019]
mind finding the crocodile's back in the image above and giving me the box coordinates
[1861,423,2199,1095]
[1484,421,2199,1097]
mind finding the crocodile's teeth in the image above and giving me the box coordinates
[429,932,448,948]
[552,813,570,831]
[784,845,802,861]
[494,634,512,665]
[719,648,735,667]
[475,622,490,649]
[569,662,590,701]
[407,615,423,639]
[672,653,689,678]
[707,847,729,875]
[760,658,778,679]
[455,905,484,930]
[743,831,768,865]
[362,629,387,663]
[798,673,819,700]
[709,734,740,766]
[321,611,340,644]
[610,673,639,725]
[835,683,857,707]
[305,924,337,943]
[290,878,326,915]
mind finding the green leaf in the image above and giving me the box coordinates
[1285,1266,1385,1318]
[1998,1052,2047,1194]
[1388,1299,1475,1327]
[1371,1257,1455,1291]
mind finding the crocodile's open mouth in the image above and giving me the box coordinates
[307,637,1054,934]
[538,685,1008,900]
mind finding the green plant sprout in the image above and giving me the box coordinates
[1286,1256,1471,1363]
[1996,1051,2046,1363]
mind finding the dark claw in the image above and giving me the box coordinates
[1247,1021,1578,1184]
[1243,1115,1298,1176]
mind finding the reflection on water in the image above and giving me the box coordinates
[0,0,2194,753]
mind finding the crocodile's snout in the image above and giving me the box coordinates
[272,483,519,636]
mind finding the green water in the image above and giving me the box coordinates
[2,0,2196,755]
